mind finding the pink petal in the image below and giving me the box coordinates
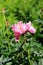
[14,32,21,41]
[26,21,32,30]
[29,26,36,33]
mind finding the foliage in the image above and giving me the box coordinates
[0,0,43,65]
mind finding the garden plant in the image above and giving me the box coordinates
[0,0,43,65]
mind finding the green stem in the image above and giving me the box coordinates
[2,11,10,51]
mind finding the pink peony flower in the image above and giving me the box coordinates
[12,21,36,41]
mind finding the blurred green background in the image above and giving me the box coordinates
[0,0,43,65]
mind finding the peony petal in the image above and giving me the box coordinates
[29,26,36,33]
